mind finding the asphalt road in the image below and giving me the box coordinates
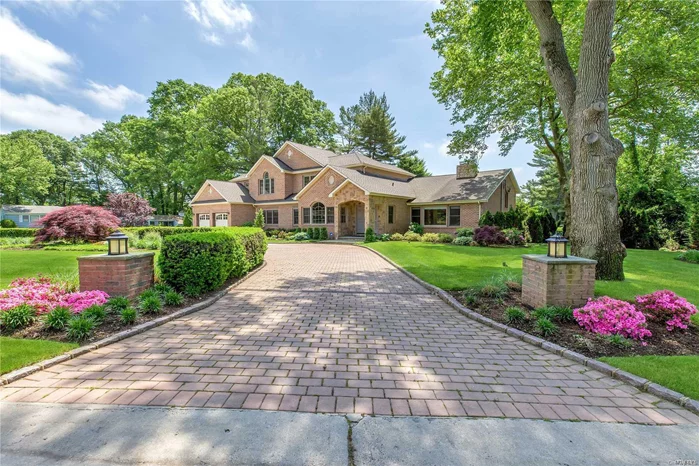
[1,403,697,465]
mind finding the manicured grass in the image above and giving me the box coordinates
[366,243,699,306]
[599,355,699,400]
[0,337,78,374]
[0,250,102,288]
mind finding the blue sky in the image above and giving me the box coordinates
[0,0,536,183]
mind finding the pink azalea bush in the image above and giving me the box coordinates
[0,277,109,315]
[635,290,698,331]
[573,297,652,341]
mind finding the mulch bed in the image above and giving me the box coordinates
[449,287,699,358]
[3,276,240,345]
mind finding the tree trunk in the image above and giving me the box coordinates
[526,0,626,280]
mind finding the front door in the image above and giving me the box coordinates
[355,204,365,234]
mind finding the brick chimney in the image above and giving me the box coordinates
[456,162,478,179]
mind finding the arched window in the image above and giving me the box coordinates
[312,202,326,224]
[258,172,274,195]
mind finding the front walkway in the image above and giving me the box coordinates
[1,244,697,424]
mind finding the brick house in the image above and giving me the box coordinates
[190,141,519,238]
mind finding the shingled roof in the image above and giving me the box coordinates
[191,180,254,205]
[408,169,513,203]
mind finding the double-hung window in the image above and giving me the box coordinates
[424,207,447,226]
[303,208,311,224]
[411,208,421,224]
[449,206,460,226]
[264,210,278,225]
[388,206,395,224]
[293,208,299,225]
[327,207,334,224]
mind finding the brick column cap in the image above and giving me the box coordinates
[77,252,156,262]
[522,254,597,265]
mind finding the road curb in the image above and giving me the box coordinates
[358,244,699,414]
[0,261,268,386]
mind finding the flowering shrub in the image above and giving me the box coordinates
[635,290,698,331]
[573,297,652,341]
[0,277,109,315]
[35,205,120,243]
[502,228,526,246]
[473,226,508,246]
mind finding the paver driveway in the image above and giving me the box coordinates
[2,244,698,425]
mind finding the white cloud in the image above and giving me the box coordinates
[82,81,146,110]
[238,33,255,51]
[185,0,252,31]
[12,0,119,20]
[184,0,255,48]
[438,140,450,157]
[0,90,104,138]
[422,142,434,149]
[203,32,223,46]
[0,7,74,87]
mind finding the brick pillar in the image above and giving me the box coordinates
[78,252,155,300]
[521,254,597,309]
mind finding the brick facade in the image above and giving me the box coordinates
[78,252,155,300]
[297,168,347,237]
[521,255,597,309]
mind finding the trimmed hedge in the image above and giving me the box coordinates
[0,228,37,238]
[158,227,266,297]
[222,227,267,270]
[122,226,220,238]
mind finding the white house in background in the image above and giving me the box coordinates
[0,205,62,228]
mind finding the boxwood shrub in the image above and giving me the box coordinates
[158,227,266,297]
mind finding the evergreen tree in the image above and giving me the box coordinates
[397,154,431,177]
[338,90,423,166]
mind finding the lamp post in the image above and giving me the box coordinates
[106,230,129,255]
[545,229,568,258]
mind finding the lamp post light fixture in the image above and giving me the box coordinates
[106,230,129,256]
[546,229,569,258]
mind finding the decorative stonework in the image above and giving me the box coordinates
[78,252,155,300]
[521,254,597,309]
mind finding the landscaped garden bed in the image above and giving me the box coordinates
[448,284,699,358]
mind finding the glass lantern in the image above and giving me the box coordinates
[545,233,568,258]
[106,230,129,255]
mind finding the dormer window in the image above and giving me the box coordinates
[258,171,275,195]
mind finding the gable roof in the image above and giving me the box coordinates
[408,169,515,204]
[276,141,337,167]
[191,180,254,205]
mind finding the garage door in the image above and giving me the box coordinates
[199,214,210,227]
[215,213,228,227]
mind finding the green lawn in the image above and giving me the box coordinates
[367,242,699,306]
[600,355,699,400]
[0,250,103,288]
[0,337,78,374]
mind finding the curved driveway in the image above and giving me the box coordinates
[2,244,697,424]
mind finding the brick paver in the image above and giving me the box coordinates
[3,244,698,425]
